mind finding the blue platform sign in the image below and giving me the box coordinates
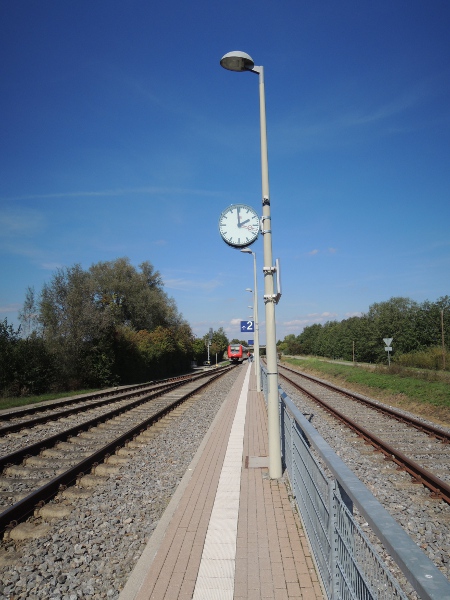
[240,320,254,332]
[248,339,254,346]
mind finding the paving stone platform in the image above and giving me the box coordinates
[119,363,324,600]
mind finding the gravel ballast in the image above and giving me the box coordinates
[0,368,242,599]
[1,365,448,599]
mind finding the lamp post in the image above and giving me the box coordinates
[241,249,261,392]
[222,51,282,479]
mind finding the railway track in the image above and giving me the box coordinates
[278,363,450,503]
[0,366,233,536]
[277,362,450,585]
[0,374,198,438]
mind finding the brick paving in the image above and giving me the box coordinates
[119,364,324,600]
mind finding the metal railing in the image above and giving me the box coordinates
[261,365,450,600]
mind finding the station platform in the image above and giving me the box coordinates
[119,363,324,600]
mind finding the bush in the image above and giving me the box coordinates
[394,346,448,370]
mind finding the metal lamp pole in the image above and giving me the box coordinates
[221,51,282,479]
[241,250,261,392]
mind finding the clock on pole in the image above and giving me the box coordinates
[218,204,259,248]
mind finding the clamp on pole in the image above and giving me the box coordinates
[262,259,282,305]
[263,265,276,274]
[260,215,271,235]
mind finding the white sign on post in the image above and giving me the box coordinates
[383,338,393,365]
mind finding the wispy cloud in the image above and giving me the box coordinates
[0,208,66,270]
[274,80,432,153]
[1,187,227,203]
[307,248,337,257]
[41,262,64,271]
[0,209,45,237]
[337,80,431,130]
[0,303,21,314]
[307,312,338,319]
[282,311,339,333]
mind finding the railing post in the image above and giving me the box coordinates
[328,480,338,599]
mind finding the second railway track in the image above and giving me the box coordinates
[278,362,450,501]
[0,366,233,536]
[277,361,450,585]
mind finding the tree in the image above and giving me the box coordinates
[278,334,302,356]
[230,338,248,346]
[297,323,323,355]
[192,337,208,365]
[18,286,39,337]
[0,320,54,396]
[20,257,193,390]
[13,334,55,395]
[280,296,449,366]
[203,328,229,362]
[365,297,421,360]
[89,258,178,331]
[0,319,21,394]
[38,264,110,387]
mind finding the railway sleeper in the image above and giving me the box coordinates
[4,465,67,478]
[116,447,137,457]
[0,476,40,489]
[77,431,103,440]
[41,448,92,458]
[105,455,130,466]
[56,440,97,450]
[96,422,131,430]
[61,487,92,500]
[126,440,149,449]
[5,521,51,541]
[24,456,79,467]
[77,474,109,488]
[0,490,31,503]
[93,463,121,476]
[36,503,72,520]
[135,430,161,442]
[9,429,35,437]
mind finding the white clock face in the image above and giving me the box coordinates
[218,204,260,248]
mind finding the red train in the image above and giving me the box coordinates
[227,344,249,363]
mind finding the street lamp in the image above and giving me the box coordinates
[223,51,282,479]
[241,249,261,393]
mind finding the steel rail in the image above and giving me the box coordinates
[0,368,230,470]
[279,363,450,443]
[278,369,450,504]
[0,382,181,470]
[0,373,205,435]
[0,367,230,534]
[0,373,198,423]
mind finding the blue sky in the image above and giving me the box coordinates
[1,1,449,345]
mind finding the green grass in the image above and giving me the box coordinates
[0,389,100,411]
[282,358,450,410]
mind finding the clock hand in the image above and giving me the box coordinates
[240,219,250,226]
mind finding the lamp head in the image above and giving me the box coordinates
[245,288,253,293]
[220,51,255,72]
[240,248,253,255]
